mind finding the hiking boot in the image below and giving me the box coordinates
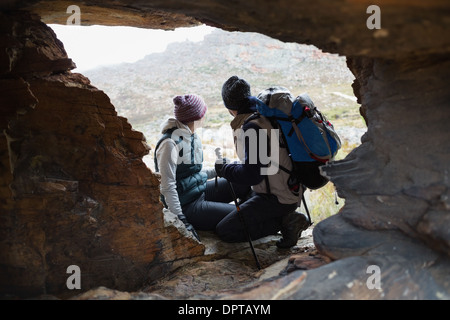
[276,211,310,248]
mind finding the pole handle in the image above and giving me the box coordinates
[215,147,223,162]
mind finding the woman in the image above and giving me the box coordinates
[154,94,250,241]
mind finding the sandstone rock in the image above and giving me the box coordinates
[19,0,450,59]
[0,11,75,75]
[71,286,167,300]
[0,11,204,298]
[21,0,200,29]
[115,228,316,299]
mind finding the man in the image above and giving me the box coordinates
[215,76,309,248]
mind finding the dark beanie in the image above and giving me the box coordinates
[221,76,251,111]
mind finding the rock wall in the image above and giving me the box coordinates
[1,0,450,299]
[0,11,204,298]
[318,55,450,259]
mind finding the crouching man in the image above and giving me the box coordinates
[215,76,309,248]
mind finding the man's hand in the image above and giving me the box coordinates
[215,158,227,177]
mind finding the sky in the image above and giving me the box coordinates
[49,24,215,72]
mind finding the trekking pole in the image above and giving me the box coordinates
[215,148,261,270]
[301,191,313,226]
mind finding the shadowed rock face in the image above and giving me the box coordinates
[0,11,204,298]
[1,1,449,299]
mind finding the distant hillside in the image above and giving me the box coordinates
[83,28,365,220]
[84,29,357,127]
[83,28,365,170]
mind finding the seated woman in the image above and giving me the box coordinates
[154,94,250,241]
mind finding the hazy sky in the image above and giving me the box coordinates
[49,24,215,72]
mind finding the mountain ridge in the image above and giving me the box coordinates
[83,29,356,128]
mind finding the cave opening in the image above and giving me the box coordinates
[50,23,367,224]
[2,1,449,300]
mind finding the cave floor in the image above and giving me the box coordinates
[70,226,331,300]
[139,226,330,299]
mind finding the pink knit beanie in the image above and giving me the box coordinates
[173,94,208,124]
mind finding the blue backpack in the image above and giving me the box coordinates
[253,87,341,190]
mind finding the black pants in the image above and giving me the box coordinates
[183,178,250,231]
[215,192,297,243]
[183,178,297,243]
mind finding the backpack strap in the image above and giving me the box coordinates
[275,114,307,137]
[153,127,184,209]
[154,127,182,172]
[257,115,295,196]
[244,112,272,195]
[266,116,307,205]
[243,111,261,125]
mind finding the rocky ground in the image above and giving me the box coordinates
[70,222,332,300]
